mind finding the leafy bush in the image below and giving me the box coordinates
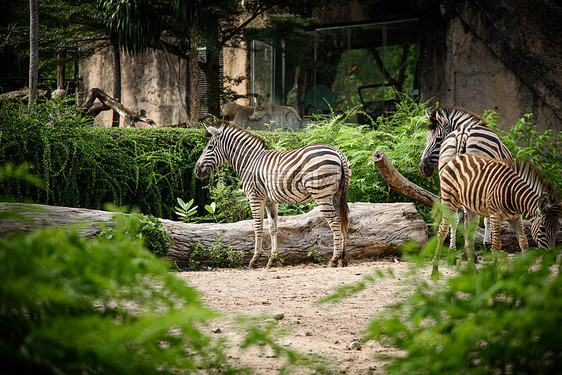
[299,94,438,217]
[191,233,246,269]
[97,211,173,255]
[0,100,210,220]
[364,250,562,374]
[0,215,244,374]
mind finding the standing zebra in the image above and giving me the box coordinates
[419,106,512,247]
[433,153,561,276]
[195,120,351,268]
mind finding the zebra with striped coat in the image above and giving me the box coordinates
[433,153,561,275]
[419,106,513,247]
[195,120,351,268]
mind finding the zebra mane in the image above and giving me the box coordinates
[512,158,554,198]
[209,120,267,149]
[427,106,487,131]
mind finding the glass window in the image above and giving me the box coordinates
[250,19,419,123]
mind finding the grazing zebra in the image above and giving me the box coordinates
[195,120,351,268]
[419,106,513,247]
[432,153,562,275]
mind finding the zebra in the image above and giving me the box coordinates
[432,153,561,276]
[194,120,351,268]
[419,106,513,248]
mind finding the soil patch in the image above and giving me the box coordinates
[177,259,454,374]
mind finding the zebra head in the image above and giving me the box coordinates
[195,121,229,180]
[418,109,450,177]
[531,192,562,250]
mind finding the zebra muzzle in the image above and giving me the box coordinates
[195,164,211,179]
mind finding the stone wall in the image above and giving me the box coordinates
[418,1,561,134]
[79,46,187,127]
[421,17,560,134]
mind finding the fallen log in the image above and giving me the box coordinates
[0,202,427,268]
[0,88,49,103]
[78,88,156,127]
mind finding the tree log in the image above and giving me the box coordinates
[0,202,427,268]
[0,88,49,103]
[78,88,156,127]
[372,150,438,207]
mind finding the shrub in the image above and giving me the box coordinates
[97,211,173,255]
[191,233,246,269]
[298,94,438,218]
[0,215,244,374]
[0,100,209,220]
[364,250,562,374]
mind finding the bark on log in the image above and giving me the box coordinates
[78,88,156,127]
[0,202,428,268]
[372,150,438,207]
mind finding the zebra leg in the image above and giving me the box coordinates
[463,210,478,265]
[483,217,492,248]
[315,199,344,268]
[449,208,461,250]
[432,216,450,278]
[507,217,529,253]
[248,200,265,268]
[489,214,503,252]
[265,203,279,269]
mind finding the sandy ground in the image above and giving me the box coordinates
[177,259,455,374]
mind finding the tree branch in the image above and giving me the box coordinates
[78,88,156,127]
[372,150,438,207]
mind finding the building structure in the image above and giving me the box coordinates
[76,0,561,134]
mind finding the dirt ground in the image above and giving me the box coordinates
[177,259,455,374]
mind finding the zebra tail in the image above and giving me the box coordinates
[338,158,351,240]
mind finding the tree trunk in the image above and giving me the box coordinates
[28,0,39,111]
[189,43,201,125]
[111,42,121,127]
[57,49,66,90]
[0,202,428,268]
[205,50,221,118]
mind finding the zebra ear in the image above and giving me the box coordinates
[538,193,552,212]
[204,124,222,137]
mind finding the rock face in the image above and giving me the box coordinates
[80,47,187,127]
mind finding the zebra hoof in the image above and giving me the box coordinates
[337,259,348,267]
[327,259,338,267]
[248,259,259,269]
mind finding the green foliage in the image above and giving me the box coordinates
[192,233,245,269]
[0,215,245,374]
[97,212,173,255]
[237,315,334,374]
[307,249,323,263]
[175,197,199,222]
[206,167,251,223]
[301,94,438,209]
[365,250,562,374]
[0,100,210,220]
[485,110,562,192]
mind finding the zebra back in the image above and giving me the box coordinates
[440,153,561,249]
[419,106,511,177]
